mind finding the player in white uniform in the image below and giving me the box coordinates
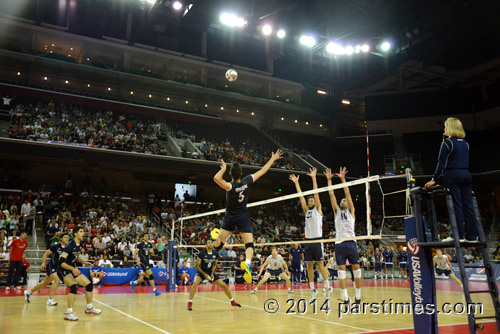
[290,168,333,303]
[325,167,363,305]
[433,249,462,286]
[251,247,294,294]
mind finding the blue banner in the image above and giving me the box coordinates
[81,268,169,286]
[405,216,438,334]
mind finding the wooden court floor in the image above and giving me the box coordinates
[0,280,498,334]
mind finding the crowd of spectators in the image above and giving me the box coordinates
[8,101,167,155]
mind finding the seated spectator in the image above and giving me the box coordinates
[218,247,228,258]
[99,255,113,268]
[227,247,237,258]
[178,261,190,285]
[464,250,474,264]
[90,260,104,286]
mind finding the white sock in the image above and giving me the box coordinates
[245,259,251,266]
[309,282,315,290]
[189,300,192,303]
[399,275,401,278]
[253,288,258,291]
[230,298,234,302]
[356,288,361,300]
[341,289,348,301]
[87,304,93,309]
[134,280,138,284]
[67,308,73,313]
[153,288,157,291]
[325,279,331,289]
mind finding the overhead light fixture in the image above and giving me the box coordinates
[17,72,21,76]
[205,104,208,107]
[342,99,351,105]
[43,76,47,80]
[185,100,189,104]
[130,91,134,95]
[361,44,370,52]
[236,109,240,113]
[326,42,344,55]
[108,87,111,91]
[146,0,156,4]
[320,124,323,127]
[262,24,272,36]
[299,35,316,47]
[221,107,224,110]
[281,117,284,121]
[277,29,286,39]
[345,46,354,55]
[306,122,309,125]
[220,13,247,28]
[172,1,182,10]
[65,80,69,84]
[87,84,91,87]
[294,120,298,123]
[355,45,362,54]
[251,112,255,115]
[317,90,326,95]
[149,94,152,98]
[381,42,391,51]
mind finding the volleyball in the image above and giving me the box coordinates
[210,228,220,241]
[225,69,238,81]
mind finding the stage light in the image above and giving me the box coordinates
[345,46,354,55]
[277,29,286,39]
[317,90,326,95]
[220,13,247,28]
[220,107,224,110]
[43,76,47,80]
[381,42,391,51]
[262,24,272,36]
[108,87,111,91]
[172,1,182,10]
[342,99,351,105]
[87,84,91,87]
[65,80,69,84]
[361,44,370,52]
[300,35,316,47]
[251,112,255,115]
[205,104,208,107]
[236,109,240,113]
[149,94,152,98]
[306,122,309,125]
[294,120,298,123]
[320,124,323,127]
[130,91,134,95]
[281,117,284,121]
[326,42,344,55]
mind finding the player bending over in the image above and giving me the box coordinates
[251,247,294,294]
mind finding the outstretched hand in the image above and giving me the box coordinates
[271,149,284,161]
[289,174,299,183]
[307,167,317,178]
[220,159,227,170]
[335,167,348,180]
[324,168,333,180]
[425,180,436,188]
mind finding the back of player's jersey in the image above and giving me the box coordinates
[49,243,63,265]
[226,175,254,214]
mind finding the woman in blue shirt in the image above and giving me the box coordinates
[425,117,478,241]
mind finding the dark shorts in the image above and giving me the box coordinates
[195,272,220,282]
[375,263,383,271]
[436,268,452,276]
[46,262,57,275]
[328,268,338,278]
[57,268,74,281]
[291,262,301,273]
[221,212,252,233]
[141,263,152,272]
[304,239,324,262]
[399,262,407,269]
[266,268,284,276]
[335,241,360,265]
[385,263,393,269]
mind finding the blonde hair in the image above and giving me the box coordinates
[445,117,465,139]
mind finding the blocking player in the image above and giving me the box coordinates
[24,232,69,305]
[130,232,162,296]
[58,226,102,321]
[187,239,241,310]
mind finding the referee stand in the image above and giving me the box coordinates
[404,169,500,334]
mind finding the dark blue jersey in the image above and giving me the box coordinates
[383,250,394,263]
[433,137,469,180]
[61,239,82,267]
[49,243,64,266]
[290,247,303,263]
[398,250,407,263]
[197,249,219,274]
[226,175,254,214]
[374,252,383,263]
[136,241,154,263]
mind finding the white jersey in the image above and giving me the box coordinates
[305,207,323,239]
[335,208,355,244]
[434,255,449,270]
[267,255,283,270]
[328,257,338,270]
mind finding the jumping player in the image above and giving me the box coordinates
[374,247,384,280]
[397,246,408,279]
[130,232,162,296]
[434,249,462,286]
[325,167,362,304]
[187,240,241,310]
[24,232,69,305]
[251,247,294,294]
[212,149,283,283]
[58,226,101,321]
[383,245,394,279]
[290,168,333,302]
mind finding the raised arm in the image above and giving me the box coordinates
[308,168,322,215]
[213,159,232,191]
[324,168,339,217]
[289,174,307,213]
[252,149,283,182]
[336,167,355,218]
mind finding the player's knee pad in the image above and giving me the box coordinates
[245,242,255,251]
[70,284,78,294]
[354,269,362,279]
[86,283,93,292]
[338,270,347,280]
[148,274,154,281]
[214,241,224,251]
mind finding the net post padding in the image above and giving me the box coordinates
[175,235,382,248]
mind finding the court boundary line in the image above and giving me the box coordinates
[196,294,375,332]
[82,294,171,334]
[347,320,497,334]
